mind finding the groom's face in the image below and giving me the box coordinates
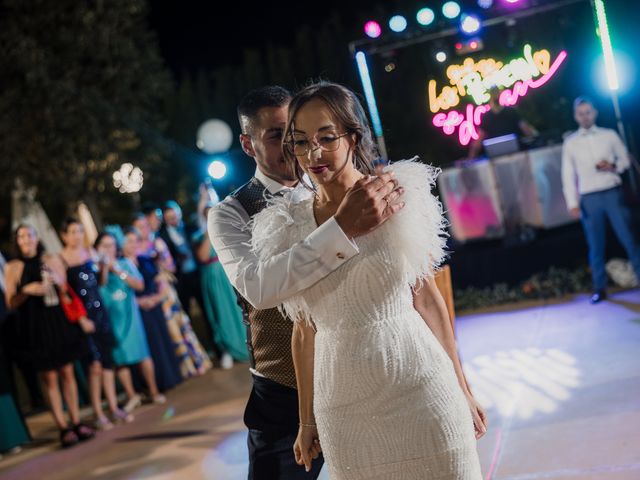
[240,105,296,184]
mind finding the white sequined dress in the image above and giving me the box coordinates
[252,160,483,480]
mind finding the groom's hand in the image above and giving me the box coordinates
[334,171,405,239]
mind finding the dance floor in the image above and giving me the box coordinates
[1,289,639,480]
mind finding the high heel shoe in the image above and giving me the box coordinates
[73,423,96,442]
[95,416,114,431]
[112,408,134,424]
[123,394,142,413]
[60,427,79,448]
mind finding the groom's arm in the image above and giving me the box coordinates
[208,199,358,309]
[208,172,404,309]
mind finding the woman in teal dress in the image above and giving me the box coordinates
[196,208,249,365]
[95,233,165,411]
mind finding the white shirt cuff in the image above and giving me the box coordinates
[306,216,359,266]
[566,198,579,211]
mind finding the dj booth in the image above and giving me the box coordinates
[437,145,576,243]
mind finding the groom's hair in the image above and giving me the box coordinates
[237,86,292,134]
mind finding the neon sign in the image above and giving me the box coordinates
[428,44,567,145]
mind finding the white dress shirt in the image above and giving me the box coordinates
[207,168,359,310]
[561,126,629,210]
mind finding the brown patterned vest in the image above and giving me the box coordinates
[231,178,297,389]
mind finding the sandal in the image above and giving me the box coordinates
[123,394,142,413]
[60,427,79,448]
[112,408,134,424]
[73,423,96,441]
[94,416,114,431]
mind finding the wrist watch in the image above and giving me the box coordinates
[119,271,128,281]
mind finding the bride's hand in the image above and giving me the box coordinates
[465,393,488,439]
[293,424,322,472]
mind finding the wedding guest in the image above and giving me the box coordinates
[95,232,165,410]
[61,217,132,430]
[5,224,95,447]
[122,229,182,392]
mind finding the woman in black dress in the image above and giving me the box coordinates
[4,224,94,447]
[60,218,133,430]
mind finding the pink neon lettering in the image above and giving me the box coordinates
[459,104,479,145]
[528,51,567,88]
[499,51,567,107]
[434,111,464,135]
[474,105,490,125]
[432,50,567,145]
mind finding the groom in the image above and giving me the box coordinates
[208,86,404,479]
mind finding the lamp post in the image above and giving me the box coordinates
[591,0,638,194]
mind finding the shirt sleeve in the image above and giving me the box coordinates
[207,200,359,310]
[610,130,630,173]
[561,140,580,211]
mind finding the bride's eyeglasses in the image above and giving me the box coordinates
[284,132,349,157]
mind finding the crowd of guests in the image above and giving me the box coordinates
[0,193,248,453]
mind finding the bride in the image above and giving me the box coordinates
[251,82,486,479]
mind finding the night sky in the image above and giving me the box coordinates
[148,0,375,75]
[148,0,639,154]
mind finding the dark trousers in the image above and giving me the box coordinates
[176,270,220,356]
[580,186,640,290]
[245,375,323,480]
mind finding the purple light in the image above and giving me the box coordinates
[504,0,521,3]
[364,21,382,38]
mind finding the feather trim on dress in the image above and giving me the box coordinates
[384,158,449,289]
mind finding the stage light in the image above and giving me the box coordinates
[478,0,493,8]
[504,0,521,3]
[455,42,463,50]
[436,51,447,63]
[385,62,396,72]
[442,1,461,19]
[470,40,479,49]
[594,0,619,90]
[364,21,382,39]
[208,160,227,180]
[416,7,435,26]
[461,14,482,34]
[389,15,407,33]
[355,51,384,139]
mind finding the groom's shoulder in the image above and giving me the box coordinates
[229,177,259,198]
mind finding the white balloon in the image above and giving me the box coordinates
[196,119,233,154]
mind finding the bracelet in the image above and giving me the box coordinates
[299,422,317,428]
[119,271,128,281]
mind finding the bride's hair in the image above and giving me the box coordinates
[283,82,379,187]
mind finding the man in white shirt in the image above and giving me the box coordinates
[208,86,404,479]
[562,97,640,303]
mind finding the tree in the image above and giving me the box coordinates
[0,0,173,225]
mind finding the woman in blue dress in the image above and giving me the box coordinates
[122,229,182,392]
[61,218,132,430]
[95,233,165,411]
[132,214,212,377]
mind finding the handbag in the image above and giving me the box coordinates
[59,284,87,323]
